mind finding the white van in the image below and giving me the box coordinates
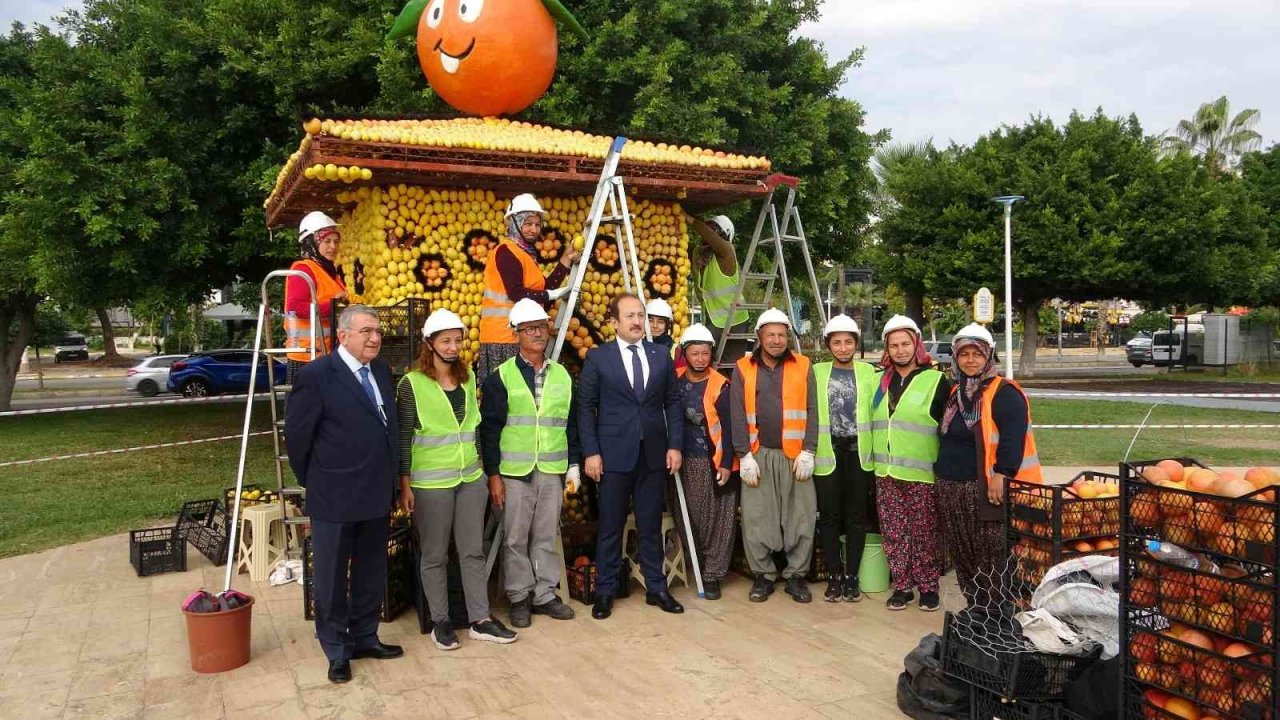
[1151,328,1204,367]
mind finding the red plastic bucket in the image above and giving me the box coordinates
[183,595,254,673]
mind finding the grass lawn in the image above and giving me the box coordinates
[1160,366,1280,384]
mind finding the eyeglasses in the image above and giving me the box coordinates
[517,324,548,336]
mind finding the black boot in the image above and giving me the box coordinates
[824,574,843,602]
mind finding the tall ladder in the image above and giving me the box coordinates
[222,269,320,592]
[712,174,827,370]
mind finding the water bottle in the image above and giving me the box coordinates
[1145,540,1219,574]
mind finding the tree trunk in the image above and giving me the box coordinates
[95,306,120,360]
[0,292,39,413]
[1019,302,1040,379]
[904,288,925,328]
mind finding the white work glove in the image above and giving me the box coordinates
[546,286,570,302]
[565,465,581,494]
[739,452,760,487]
[792,450,815,482]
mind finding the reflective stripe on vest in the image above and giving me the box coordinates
[676,367,739,471]
[813,361,878,476]
[975,377,1044,486]
[284,259,346,362]
[403,372,483,489]
[480,240,546,344]
[871,369,942,483]
[736,353,812,460]
[497,358,572,476]
[700,262,749,328]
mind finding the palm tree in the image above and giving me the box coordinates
[1161,96,1262,174]
[871,140,932,205]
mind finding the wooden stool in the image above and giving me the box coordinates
[622,512,688,590]
[236,503,286,582]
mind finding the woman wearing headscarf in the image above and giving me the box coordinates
[933,323,1042,608]
[477,193,580,383]
[285,211,349,380]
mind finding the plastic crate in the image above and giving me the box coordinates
[303,523,416,623]
[1053,707,1086,720]
[1009,534,1121,591]
[970,686,1062,720]
[129,526,187,577]
[566,559,632,605]
[1007,471,1122,543]
[1120,459,1277,571]
[941,611,1101,702]
[176,499,229,565]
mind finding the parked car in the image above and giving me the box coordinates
[53,333,90,363]
[923,340,954,367]
[125,354,188,397]
[1151,329,1205,367]
[166,350,286,397]
[1125,334,1153,367]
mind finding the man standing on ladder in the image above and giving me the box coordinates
[479,299,581,629]
[686,213,751,361]
[478,193,579,383]
[730,308,818,604]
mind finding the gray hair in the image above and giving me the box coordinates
[338,304,378,330]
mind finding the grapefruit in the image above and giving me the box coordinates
[1185,468,1218,494]
[1163,697,1200,720]
[1157,459,1186,483]
[1143,466,1172,484]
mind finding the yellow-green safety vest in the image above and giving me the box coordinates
[813,361,878,476]
[403,372,483,490]
[871,369,943,483]
[700,261,749,328]
[497,357,572,476]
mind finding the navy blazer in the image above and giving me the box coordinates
[285,350,399,523]
[578,339,683,474]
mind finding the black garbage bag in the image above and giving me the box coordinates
[897,633,970,720]
[1064,655,1120,720]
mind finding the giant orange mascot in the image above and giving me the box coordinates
[388,0,589,116]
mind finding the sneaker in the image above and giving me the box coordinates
[531,596,575,620]
[784,576,812,603]
[748,574,775,602]
[843,577,862,603]
[824,575,843,603]
[886,590,913,611]
[508,596,532,628]
[919,591,940,612]
[702,580,721,600]
[432,621,460,651]
[469,618,518,644]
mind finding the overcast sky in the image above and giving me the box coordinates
[4,0,1277,149]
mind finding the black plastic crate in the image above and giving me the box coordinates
[970,686,1062,720]
[1054,707,1086,720]
[176,499,229,565]
[941,611,1101,702]
[303,522,416,623]
[566,558,632,605]
[129,526,187,577]
[1007,471,1122,544]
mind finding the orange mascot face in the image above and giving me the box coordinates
[391,0,587,117]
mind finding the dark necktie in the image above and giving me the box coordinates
[629,344,644,400]
[358,366,385,423]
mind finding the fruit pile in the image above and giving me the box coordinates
[1128,622,1273,720]
[303,163,374,183]
[331,184,690,364]
[1007,472,1122,588]
[561,484,592,525]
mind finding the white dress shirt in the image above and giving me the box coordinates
[614,336,650,389]
[337,345,386,420]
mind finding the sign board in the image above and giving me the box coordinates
[973,288,995,324]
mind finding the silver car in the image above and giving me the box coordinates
[923,340,954,367]
[125,354,187,397]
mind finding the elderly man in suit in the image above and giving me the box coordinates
[286,304,403,684]
[579,293,684,620]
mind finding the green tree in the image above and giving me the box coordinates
[0,27,39,412]
[1241,145,1280,306]
[1161,96,1262,175]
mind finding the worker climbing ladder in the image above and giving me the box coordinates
[712,174,827,370]
[223,268,321,592]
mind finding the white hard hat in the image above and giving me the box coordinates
[823,314,861,341]
[298,211,338,241]
[679,323,715,346]
[881,314,921,341]
[508,298,550,328]
[646,298,674,321]
[953,322,995,348]
[754,307,792,332]
[504,193,546,219]
[422,308,466,338]
[709,215,734,242]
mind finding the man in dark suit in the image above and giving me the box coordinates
[286,304,403,683]
[579,293,684,620]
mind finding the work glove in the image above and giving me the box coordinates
[739,452,760,487]
[792,450,815,482]
[565,465,581,494]
[546,286,571,302]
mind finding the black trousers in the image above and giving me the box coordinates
[594,454,667,597]
[311,516,389,662]
[814,437,877,578]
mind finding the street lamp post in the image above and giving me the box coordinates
[992,195,1024,379]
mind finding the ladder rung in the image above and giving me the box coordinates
[280,487,305,496]
[274,420,286,429]
[272,385,293,393]
[276,454,289,462]
[284,516,310,526]
[258,348,296,355]
[726,333,758,341]
[743,272,775,282]
[782,235,805,242]
[735,302,769,312]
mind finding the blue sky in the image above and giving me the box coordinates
[4,0,1277,148]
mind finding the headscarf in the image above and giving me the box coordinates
[300,230,341,281]
[872,330,932,408]
[942,336,998,431]
[506,210,538,251]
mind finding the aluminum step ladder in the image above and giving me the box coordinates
[712,174,827,370]
[222,269,322,592]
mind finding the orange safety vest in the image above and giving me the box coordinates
[973,377,1043,486]
[676,367,739,471]
[480,239,545,344]
[284,259,346,362]
[736,352,812,460]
